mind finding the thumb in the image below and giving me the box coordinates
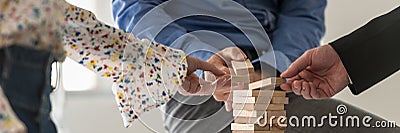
[224,101,233,112]
[190,75,230,96]
[281,50,313,78]
[196,58,226,77]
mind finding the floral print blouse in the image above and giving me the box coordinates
[0,0,188,128]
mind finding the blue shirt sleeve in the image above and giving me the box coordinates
[258,0,326,72]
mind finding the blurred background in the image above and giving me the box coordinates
[56,0,400,132]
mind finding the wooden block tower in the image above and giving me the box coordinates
[230,59,288,133]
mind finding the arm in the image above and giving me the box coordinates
[63,3,188,127]
[330,6,400,95]
[258,0,326,73]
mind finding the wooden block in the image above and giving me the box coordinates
[234,117,259,124]
[266,104,285,111]
[231,82,250,90]
[231,123,286,131]
[249,77,286,90]
[233,110,263,117]
[232,59,254,75]
[233,103,284,111]
[255,124,285,131]
[233,96,289,104]
[232,130,284,133]
[231,123,270,131]
[233,97,257,103]
[233,103,269,110]
[234,116,288,124]
[233,110,286,117]
[232,75,251,83]
[265,110,287,117]
[233,90,286,97]
[270,97,289,104]
[231,123,257,131]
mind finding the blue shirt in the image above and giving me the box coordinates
[112,0,326,73]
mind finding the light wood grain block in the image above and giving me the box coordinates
[233,103,285,111]
[231,123,258,131]
[233,97,257,103]
[231,123,286,131]
[233,90,286,97]
[232,131,284,133]
[231,123,270,131]
[270,97,289,104]
[233,110,286,118]
[249,77,286,90]
[232,75,251,83]
[233,96,289,104]
[232,59,254,75]
[234,117,259,124]
[234,116,287,124]
[233,110,263,117]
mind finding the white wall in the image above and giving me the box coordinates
[60,0,400,132]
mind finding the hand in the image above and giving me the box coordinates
[280,45,350,99]
[205,47,247,111]
[179,56,228,95]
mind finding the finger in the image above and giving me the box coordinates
[316,89,330,99]
[189,74,201,93]
[208,54,227,66]
[196,58,226,76]
[192,82,201,94]
[309,82,319,99]
[292,80,304,95]
[214,93,230,101]
[280,83,293,92]
[286,74,302,83]
[301,82,312,100]
[281,50,313,78]
[218,47,247,61]
[214,85,231,96]
[204,71,216,81]
[225,101,233,112]
[188,77,196,94]
[204,75,230,95]
[180,78,191,95]
[297,70,320,82]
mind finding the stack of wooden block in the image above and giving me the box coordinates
[230,60,288,133]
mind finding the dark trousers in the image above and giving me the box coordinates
[0,46,57,133]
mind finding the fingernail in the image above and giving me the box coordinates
[294,84,299,90]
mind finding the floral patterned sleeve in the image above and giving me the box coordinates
[62,3,188,127]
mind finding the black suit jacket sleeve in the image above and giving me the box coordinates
[330,7,400,95]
